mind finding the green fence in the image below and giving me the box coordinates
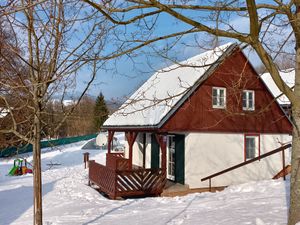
[0,133,97,158]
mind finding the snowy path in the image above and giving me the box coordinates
[0,141,290,225]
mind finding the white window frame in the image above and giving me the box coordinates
[212,87,226,109]
[167,135,175,181]
[244,135,260,161]
[243,90,255,111]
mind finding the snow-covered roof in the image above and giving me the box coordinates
[104,43,236,128]
[260,69,294,105]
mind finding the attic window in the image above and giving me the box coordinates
[243,90,255,111]
[212,87,226,109]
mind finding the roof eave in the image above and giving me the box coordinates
[101,124,159,131]
[102,43,239,130]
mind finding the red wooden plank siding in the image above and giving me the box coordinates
[161,49,292,133]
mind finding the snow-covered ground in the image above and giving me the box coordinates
[0,141,290,225]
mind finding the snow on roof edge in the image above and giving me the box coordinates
[260,69,295,105]
[103,42,237,128]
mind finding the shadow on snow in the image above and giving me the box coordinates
[0,180,55,225]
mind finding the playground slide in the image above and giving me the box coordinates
[8,166,18,176]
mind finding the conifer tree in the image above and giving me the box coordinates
[94,92,109,131]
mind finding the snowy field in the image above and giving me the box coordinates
[0,140,291,225]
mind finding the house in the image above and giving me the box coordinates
[88,43,292,199]
[260,69,295,117]
[0,107,8,118]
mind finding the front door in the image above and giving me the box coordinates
[167,135,176,180]
[151,134,160,169]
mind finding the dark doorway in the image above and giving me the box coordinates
[151,134,160,169]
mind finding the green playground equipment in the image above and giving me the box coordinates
[8,165,18,176]
[8,158,32,176]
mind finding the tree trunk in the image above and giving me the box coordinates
[288,46,300,225]
[33,111,42,225]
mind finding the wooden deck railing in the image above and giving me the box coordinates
[201,144,292,191]
[109,152,124,158]
[115,168,166,197]
[89,160,166,199]
[106,152,129,170]
[89,160,116,197]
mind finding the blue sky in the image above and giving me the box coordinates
[76,11,200,101]
[9,1,292,102]
[76,1,290,102]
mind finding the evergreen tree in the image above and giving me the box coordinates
[93,92,109,131]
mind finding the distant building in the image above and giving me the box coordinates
[0,107,8,118]
[260,69,294,118]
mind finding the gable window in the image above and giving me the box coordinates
[243,90,255,111]
[244,134,260,161]
[212,87,226,109]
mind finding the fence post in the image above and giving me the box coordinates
[83,152,90,169]
[87,160,95,186]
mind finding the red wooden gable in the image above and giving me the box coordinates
[160,49,292,134]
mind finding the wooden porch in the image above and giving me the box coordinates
[88,131,168,199]
[89,153,166,199]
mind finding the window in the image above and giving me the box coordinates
[212,87,226,108]
[244,134,260,161]
[243,90,255,110]
[167,135,175,181]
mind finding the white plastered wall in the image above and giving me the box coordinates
[185,133,292,189]
[124,132,291,189]
[124,133,152,168]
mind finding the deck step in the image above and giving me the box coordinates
[161,181,189,197]
[273,165,291,179]
[161,182,226,197]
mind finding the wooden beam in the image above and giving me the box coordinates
[155,134,167,171]
[125,131,138,169]
[142,133,146,169]
[107,130,115,154]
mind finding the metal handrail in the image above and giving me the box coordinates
[201,143,292,191]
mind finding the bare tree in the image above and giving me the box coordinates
[0,1,107,224]
[41,95,96,138]
[82,1,300,224]
[0,18,29,149]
